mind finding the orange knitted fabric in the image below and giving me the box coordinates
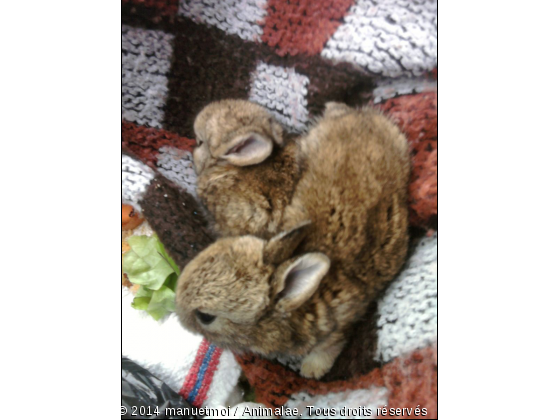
[377,93,438,229]
[236,345,437,418]
[261,0,355,56]
[122,121,196,167]
[122,0,179,16]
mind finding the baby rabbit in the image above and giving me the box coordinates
[193,99,300,239]
[176,103,410,379]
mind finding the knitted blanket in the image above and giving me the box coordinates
[122,0,437,417]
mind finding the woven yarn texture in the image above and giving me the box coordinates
[122,0,437,417]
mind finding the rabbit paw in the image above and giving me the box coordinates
[323,102,352,119]
[299,351,334,379]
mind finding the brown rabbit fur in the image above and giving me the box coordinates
[176,102,410,379]
[193,99,301,239]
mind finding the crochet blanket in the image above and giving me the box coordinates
[122,0,437,417]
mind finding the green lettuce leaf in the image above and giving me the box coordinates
[131,286,153,311]
[123,235,181,321]
[146,285,176,320]
[131,296,151,311]
[156,239,180,275]
[123,236,176,290]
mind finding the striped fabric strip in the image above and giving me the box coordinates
[179,339,224,406]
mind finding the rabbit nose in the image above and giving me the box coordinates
[195,309,216,325]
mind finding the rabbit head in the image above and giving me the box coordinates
[175,222,331,356]
[193,99,284,174]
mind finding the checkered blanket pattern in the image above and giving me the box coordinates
[122,0,437,417]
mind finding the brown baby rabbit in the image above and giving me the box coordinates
[176,102,410,379]
[193,99,300,239]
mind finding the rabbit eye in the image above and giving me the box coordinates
[195,309,216,325]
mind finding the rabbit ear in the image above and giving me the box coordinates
[263,221,311,265]
[273,253,330,313]
[222,133,273,166]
